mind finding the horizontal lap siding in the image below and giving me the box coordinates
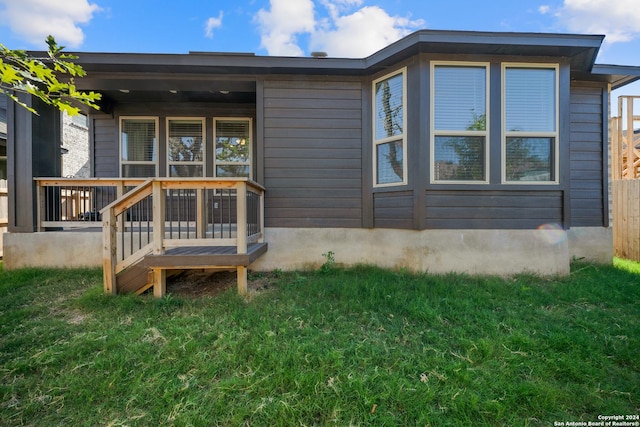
[263,79,363,228]
[374,191,413,229]
[93,117,118,177]
[570,85,604,226]
[425,190,563,229]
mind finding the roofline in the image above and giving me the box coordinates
[591,64,640,89]
[64,29,607,75]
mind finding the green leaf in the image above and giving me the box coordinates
[7,93,39,115]
[0,35,101,115]
[0,62,22,84]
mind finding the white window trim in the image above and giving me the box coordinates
[166,117,206,177]
[501,63,560,185]
[119,116,159,178]
[372,68,408,188]
[430,61,490,185]
[213,117,253,179]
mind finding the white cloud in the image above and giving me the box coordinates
[538,5,550,14]
[554,0,640,43]
[255,0,316,56]
[0,0,100,48]
[254,0,424,57]
[312,5,424,58]
[205,11,223,39]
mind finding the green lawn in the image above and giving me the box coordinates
[0,260,638,426]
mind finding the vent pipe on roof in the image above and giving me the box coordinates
[311,51,328,58]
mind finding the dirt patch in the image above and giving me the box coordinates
[166,269,275,298]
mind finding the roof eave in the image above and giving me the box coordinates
[591,64,640,89]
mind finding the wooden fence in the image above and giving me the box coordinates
[0,179,7,258]
[612,179,640,262]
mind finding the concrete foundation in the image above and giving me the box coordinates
[2,227,613,274]
[3,231,102,269]
[567,226,613,264]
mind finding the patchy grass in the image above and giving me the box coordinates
[0,261,638,426]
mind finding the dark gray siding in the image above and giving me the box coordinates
[93,116,118,177]
[425,190,564,229]
[374,191,413,229]
[263,79,363,227]
[570,84,605,226]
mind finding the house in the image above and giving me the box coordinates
[4,30,640,294]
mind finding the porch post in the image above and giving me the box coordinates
[236,182,247,254]
[102,207,117,295]
[152,180,165,255]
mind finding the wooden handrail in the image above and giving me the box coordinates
[100,179,153,217]
[100,178,265,295]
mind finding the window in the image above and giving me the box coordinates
[167,118,205,177]
[431,63,489,183]
[71,113,88,129]
[503,65,558,183]
[214,118,252,178]
[373,69,407,187]
[120,117,158,177]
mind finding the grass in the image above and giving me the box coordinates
[0,260,638,426]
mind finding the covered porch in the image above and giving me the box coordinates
[34,177,266,296]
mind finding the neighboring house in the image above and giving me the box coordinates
[4,30,640,290]
[62,112,90,178]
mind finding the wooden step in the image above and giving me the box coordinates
[143,243,268,269]
[116,263,152,294]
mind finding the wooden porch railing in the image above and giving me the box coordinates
[35,178,146,229]
[100,178,265,295]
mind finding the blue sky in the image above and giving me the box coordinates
[1,0,639,100]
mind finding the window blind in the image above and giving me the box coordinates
[168,119,203,162]
[121,119,156,162]
[434,66,486,131]
[215,120,250,164]
[505,68,556,132]
[374,73,404,140]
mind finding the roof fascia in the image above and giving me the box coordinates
[591,64,640,89]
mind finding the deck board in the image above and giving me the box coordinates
[144,243,268,269]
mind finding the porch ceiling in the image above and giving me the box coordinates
[98,89,256,105]
[79,77,257,105]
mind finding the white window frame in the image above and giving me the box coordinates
[166,117,206,177]
[119,116,159,178]
[213,117,253,179]
[501,63,560,185]
[430,61,490,184]
[372,68,408,188]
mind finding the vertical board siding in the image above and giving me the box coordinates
[570,85,604,226]
[374,191,413,229]
[263,79,363,227]
[93,117,118,177]
[425,190,564,229]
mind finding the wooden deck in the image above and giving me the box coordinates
[134,242,269,297]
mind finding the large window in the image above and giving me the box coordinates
[120,117,158,177]
[373,69,407,187]
[214,118,252,178]
[431,62,489,183]
[167,118,205,177]
[503,65,558,183]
